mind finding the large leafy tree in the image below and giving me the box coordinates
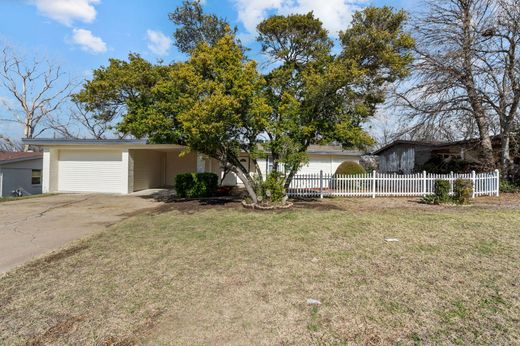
[257,9,414,187]
[75,5,413,204]
[169,0,241,54]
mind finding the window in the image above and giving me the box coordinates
[32,170,42,185]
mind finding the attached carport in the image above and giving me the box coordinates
[24,139,207,194]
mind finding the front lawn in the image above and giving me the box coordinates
[1,197,519,345]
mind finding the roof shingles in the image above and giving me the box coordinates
[0,151,43,163]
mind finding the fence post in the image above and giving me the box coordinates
[471,170,476,198]
[372,170,376,198]
[450,171,454,195]
[319,170,323,199]
[495,169,500,197]
[422,171,427,196]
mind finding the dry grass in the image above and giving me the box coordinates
[1,196,519,345]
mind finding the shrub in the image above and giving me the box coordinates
[453,179,473,205]
[335,161,366,175]
[175,172,218,198]
[258,171,286,203]
[500,180,520,193]
[434,179,451,203]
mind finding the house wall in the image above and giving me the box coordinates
[131,149,165,191]
[166,151,197,186]
[298,154,360,175]
[378,144,436,173]
[0,158,43,197]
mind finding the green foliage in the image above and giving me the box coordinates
[257,12,332,65]
[334,161,366,175]
[75,6,414,203]
[169,0,241,54]
[422,179,473,205]
[340,7,415,83]
[420,194,438,205]
[500,180,520,193]
[453,179,473,205]
[175,172,218,198]
[434,180,451,203]
[257,171,286,203]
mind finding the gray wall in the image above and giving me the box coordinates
[0,158,43,197]
[378,144,434,173]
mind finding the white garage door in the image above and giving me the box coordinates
[58,150,123,193]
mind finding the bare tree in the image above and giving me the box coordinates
[476,0,520,173]
[0,46,74,151]
[48,102,112,139]
[397,0,497,167]
[0,134,23,151]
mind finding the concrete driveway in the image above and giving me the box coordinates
[0,194,161,274]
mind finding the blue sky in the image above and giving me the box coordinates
[0,0,416,139]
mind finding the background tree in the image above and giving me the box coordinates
[73,53,170,139]
[0,134,22,151]
[477,0,520,173]
[169,0,241,54]
[0,46,74,151]
[258,9,414,188]
[47,102,114,139]
[396,0,498,168]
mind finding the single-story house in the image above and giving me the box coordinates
[373,137,504,173]
[23,139,363,194]
[0,151,43,197]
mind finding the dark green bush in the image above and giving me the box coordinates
[500,180,520,193]
[334,161,367,175]
[453,179,473,205]
[175,172,218,198]
[434,179,451,203]
[335,161,366,175]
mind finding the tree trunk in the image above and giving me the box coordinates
[233,167,258,204]
[500,134,511,176]
[283,162,299,190]
[461,3,494,168]
[22,120,32,152]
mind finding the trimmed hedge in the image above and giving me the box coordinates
[335,161,366,175]
[453,179,473,205]
[434,179,450,203]
[175,172,218,198]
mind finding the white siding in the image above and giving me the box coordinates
[298,154,360,175]
[57,150,123,193]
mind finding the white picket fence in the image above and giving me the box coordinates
[288,170,500,198]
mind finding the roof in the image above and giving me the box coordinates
[306,144,364,155]
[22,138,148,146]
[372,140,444,155]
[22,138,365,155]
[0,151,43,165]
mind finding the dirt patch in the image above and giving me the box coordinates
[28,316,84,345]
[153,197,244,214]
[149,194,520,214]
[41,244,90,265]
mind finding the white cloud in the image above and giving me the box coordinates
[233,0,367,38]
[30,0,101,26]
[146,29,172,56]
[71,28,107,53]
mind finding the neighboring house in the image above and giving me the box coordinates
[373,137,503,173]
[0,151,43,197]
[23,139,363,194]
